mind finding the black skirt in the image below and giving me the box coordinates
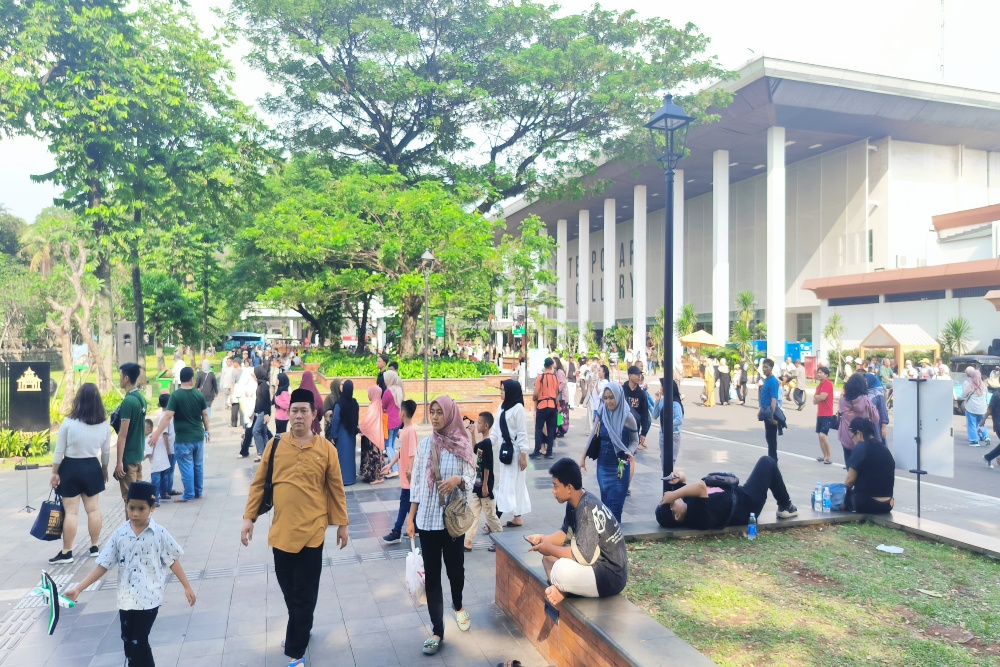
[57,456,106,498]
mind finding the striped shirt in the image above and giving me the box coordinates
[410,436,475,532]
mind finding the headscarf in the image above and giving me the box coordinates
[328,379,342,403]
[201,359,211,373]
[965,367,986,397]
[843,373,868,401]
[275,372,289,396]
[500,379,524,411]
[423,396,475,492]
[383,369,404,409]
[254,364,269,383]
[864,373,883,398]
[336,380,359,437]
[596,381,631,453]
[299,371,325,433]
[359,385,385,450]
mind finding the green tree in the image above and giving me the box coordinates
[731,290,757,365]
[227,0,730,212]
[499,216,558,353]
[142,271,199,371]
[675,303,698,337]
[940,316,972,357]
[0,205,24,257]
[823,314,846,382]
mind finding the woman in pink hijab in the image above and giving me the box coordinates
[359,385,385,484]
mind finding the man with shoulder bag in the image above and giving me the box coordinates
[530,358,559,460]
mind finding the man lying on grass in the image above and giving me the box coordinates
[525,458,628,607]
[655,455,798,530]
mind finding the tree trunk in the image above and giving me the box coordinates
[89,180,114,393]
[295,304,326,348]
[398,295,424,359]
[356,294,371,355]
[55,326,75,416]
[130,224,146,378]
[155,335,165,372]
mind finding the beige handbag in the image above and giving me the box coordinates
[430,445,475,538]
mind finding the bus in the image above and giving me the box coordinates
[224,331,266,351]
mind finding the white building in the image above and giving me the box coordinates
[501,57,1000,363]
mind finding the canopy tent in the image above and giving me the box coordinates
[985,290,1000,311]
[678,329,725,349]
[858,324,941,372]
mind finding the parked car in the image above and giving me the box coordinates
[950,355,1000,414]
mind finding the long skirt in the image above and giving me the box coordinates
[718,373,731,405]
[557,397,570,436]
[360,436,384,483]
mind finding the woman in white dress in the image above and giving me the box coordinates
[491,379,531,528]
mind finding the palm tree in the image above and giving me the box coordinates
[823,314,846,382]
[940,317,972,356]
[732,291,757,365]
[735,291,756,329]
[675,303,697,337]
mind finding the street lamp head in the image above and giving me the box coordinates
[420,249,435,269]
[645,94,694,171]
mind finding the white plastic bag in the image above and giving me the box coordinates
[406,541,426,607]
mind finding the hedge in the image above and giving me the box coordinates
[0,430,50,459]
[308,352,500,380]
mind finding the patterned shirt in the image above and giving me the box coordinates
[410,436,475,532]
[96,518,183,610]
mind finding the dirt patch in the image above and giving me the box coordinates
[782,559,841,588]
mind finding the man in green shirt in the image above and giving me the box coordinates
[115,363,147,502]
[147,367,210,501]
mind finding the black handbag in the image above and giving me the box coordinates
[30,492,64,541]
[257,435,280,515]
[498,412,514,465]
[585,421,601,460]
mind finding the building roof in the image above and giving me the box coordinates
[931,202,1000,232]
[801,259,1000,300]
[859,324,939,350]
[501,57,1000,240]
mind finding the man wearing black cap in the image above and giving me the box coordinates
[530,358,559,459]
[622,366,650,449]
[242,387,349,667]
[147,366,209,502]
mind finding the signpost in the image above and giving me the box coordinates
[6,362,51,513]
[434,317,444,339]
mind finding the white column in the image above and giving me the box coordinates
[712,150,730,341]
[767,126,787,363]
[603,198,616,334]
[632,186,647,356]
[673,169,685,317]
[578,209,590,353]
[538,224,549,346]
[288,318,295,338]
[556,218,568,347]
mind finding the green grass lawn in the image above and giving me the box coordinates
[0,451,54,471]
[624,523,1000,667]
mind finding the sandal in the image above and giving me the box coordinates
[823,459,832,465]
[422,637,441,655]
[815,457,825,462]
[482,525,491,535]
[455,608,471,632]
[487,545,496,553]
[464,543,473,552]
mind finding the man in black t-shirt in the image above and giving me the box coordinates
[526,458,627,607]
[654,456,798,530]
[621,366,650,448]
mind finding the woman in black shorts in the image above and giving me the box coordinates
[48,383,111,564]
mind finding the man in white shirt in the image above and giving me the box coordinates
[171,353,186,388]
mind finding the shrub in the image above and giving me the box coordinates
[0,430,50,458]
[310,352,500,379]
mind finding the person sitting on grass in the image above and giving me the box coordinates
[654,456,798,530]
[844,417,895,514]
[525,458,627,607]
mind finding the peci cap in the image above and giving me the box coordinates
[127,481,157,506]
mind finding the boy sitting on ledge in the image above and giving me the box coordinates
[526,458,627,607]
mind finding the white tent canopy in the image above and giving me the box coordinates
[859,324,941,371]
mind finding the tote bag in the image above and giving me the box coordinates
[30,492,64,541]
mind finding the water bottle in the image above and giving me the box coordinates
[747,513,757,541]
[813,483,823,512]
[822,486,831,514]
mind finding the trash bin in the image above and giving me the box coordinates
[155,371,173,395]
[804,355,817,380]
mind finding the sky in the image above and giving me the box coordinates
[1,0,997,223]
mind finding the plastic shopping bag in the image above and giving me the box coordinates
[406,541,426,607]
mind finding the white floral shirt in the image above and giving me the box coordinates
[96,518,183,610]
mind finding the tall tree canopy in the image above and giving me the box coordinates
[228,0,729,212]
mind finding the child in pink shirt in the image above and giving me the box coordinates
[381,399,419,543]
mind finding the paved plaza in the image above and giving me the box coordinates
[1,379,998,666]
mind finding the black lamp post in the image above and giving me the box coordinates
[645,94,694,489]
[421,249,435,424]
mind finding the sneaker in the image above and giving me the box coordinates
[287,660,305,667]
[168,490,181,496]
[983,438,992,448]
[382,532,401,544]
[48,550,73,565]
[89,545,99,558]
[776,504,798,519]
[528,453,542,460]
[986,455,994,469]
[969,442,980,447]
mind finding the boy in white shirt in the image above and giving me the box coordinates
[154,393,178,500]
[144,418,171,507]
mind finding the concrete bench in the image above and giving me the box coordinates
[493,532,717,667]
[620,506,864,542]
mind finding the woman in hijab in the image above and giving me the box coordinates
[234,365,258,458]
[328,380,359,485]
[298,371,324,434]
[580,381,639,522]
[405,396,476,656]
[359,385,385,484]
[864,373,890,441]
[837,373,880,466]
[717,358,731,406]
[251,365,272,462]
[382,370,404,477]
[962,367,990,446]
[323,378,342,433]
[490,379,531,528]
[196,359,219,418]
[272,372,290,435]
[651,380,684,467]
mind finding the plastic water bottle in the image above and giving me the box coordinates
[822,486,831,514]
[747,513,757,541]
[813,483,823,512]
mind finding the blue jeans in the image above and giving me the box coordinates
[391,488,411,535]
[174,440,204,500]
[163,453,176,494]
[386,428,399,473]
[252,412,269,455]
[596,439,630,523]
[966,411,988,444]
[149,471,166,503]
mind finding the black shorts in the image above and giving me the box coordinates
[815,416,836,435]
[56,457,105,498]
